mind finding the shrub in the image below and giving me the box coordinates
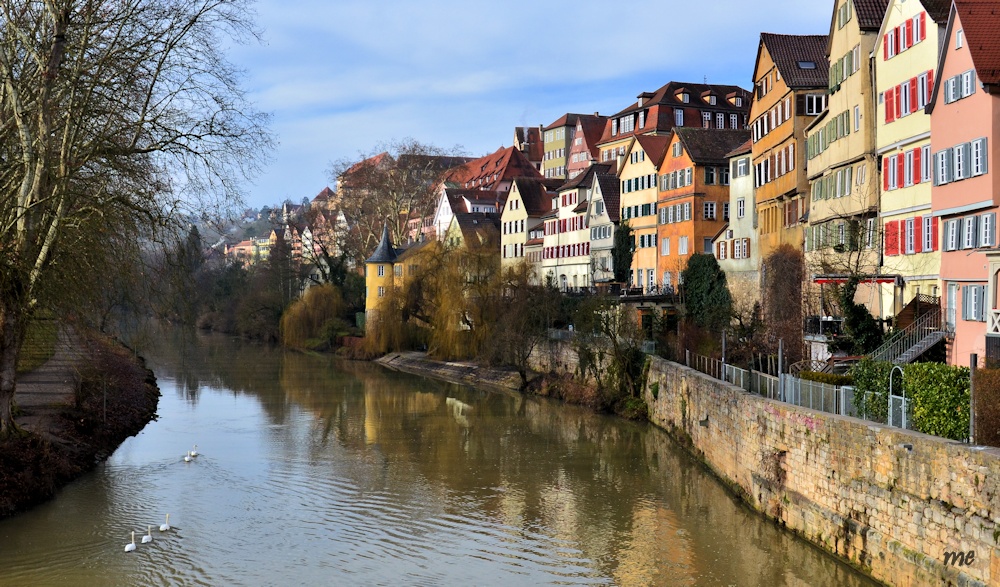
[799,371,853,386]
[849,358,894,422]
[905,363,970,441]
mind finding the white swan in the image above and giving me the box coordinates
[125,531,136,552]
[184,454,191,462]
[141,525,153,544]
[189,444,198,458]
[159,514,171,532]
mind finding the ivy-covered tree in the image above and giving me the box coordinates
[680,254,733,332]
[611,220,634,284]
[830,276,883,355]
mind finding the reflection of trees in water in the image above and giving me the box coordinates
[149,328,875,587]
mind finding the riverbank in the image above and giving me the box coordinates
[375,347,1000,586]
[0,327,160,520]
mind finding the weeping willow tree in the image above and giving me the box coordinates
[364,224,503,361]
[280,285,346,349]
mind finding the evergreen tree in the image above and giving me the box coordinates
[680,254,733,331]
[611,220,634,284]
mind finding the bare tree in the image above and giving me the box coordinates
[0,0,272,436]
[331,139,467,261]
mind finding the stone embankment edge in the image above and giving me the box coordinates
[644,355,1000,587]
[375,352,525,392]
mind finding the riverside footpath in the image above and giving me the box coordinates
[0,327,160,519]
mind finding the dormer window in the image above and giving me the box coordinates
[797,61,817,70]
[672,142,682,157]
[679,92,690,103]
[734,97,742,107]
[638,110,646,128]
[707,95,717,105]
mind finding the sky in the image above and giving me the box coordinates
[228,0,833,210]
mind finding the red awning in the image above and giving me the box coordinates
[813,275,900,285]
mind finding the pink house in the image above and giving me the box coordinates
[927,0,1000,366]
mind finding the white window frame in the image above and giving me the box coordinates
[923,216,934,252]
[917,73,929,109]
[981,213,996,247]
[737,198,746,218]
[905,218,915,254]
[921,145,932,182]
[963,216,978,249]
[972,138,988,176]
[905,150,914,187]
[675,109,684,126]
[946,219,959,251]
[854,106,861,132]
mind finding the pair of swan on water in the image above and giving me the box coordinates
[124,514,172,552]
[183,444,199,463]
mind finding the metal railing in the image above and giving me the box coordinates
[869,306,946,364]
[681,350,915,429]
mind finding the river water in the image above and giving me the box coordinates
[0,330,878,586]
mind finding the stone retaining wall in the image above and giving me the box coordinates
[645,355,1000,587]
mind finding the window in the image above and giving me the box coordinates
[854,106,861,132]
[957,29,964,49]
[730,114,738,129]
[981,213,996,247]
[735,97,742,106]
[806,94,826,115]
[962,71,975,98]
[917,72,929,109]
[705,167,716,184]
[945,219,959,251]
[900,81,911,116]
[921,145,932,182]
[673,142,682,157]
[935,149,952,185]
[737,157,749,177]
[717,113,725,128]
[661,237,670,256]
[679,236,688,255]
[377,286,385,298]
[906,218,915,254]
[377,265,385,277]
[708,95,717,105]
[857,163,866,186]
[905,150,914,187]
[954,144,968,180]
[737,198,746,218]
[963,216,978,249]
[702,112,711,128]
[972,138,988,176]
[683,202,691,221]
[704,202,717,220]
[638,111,646,128]
[675,109,684,126]
[923,216,935,252]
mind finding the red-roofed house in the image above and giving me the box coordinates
[620,134,672,292]
[566,115,610,180]
[542,113,606,180]
[596,82,752,165]
[514,126,544,172]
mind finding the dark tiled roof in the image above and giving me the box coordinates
[955,0,1000,85]
[854,0,891,30]
[365,225,398,264]
[453,212,501,244]
[511,178,556,216]
[558,163,613,192]
[595,173,621,222]
[312,186,335,202]
[673,128,753,166]
[634,134,672,167]
[395,237,437,262]
[725,138,753,158]
[760,33,830,89]
[920,0,952,23]
[543,113,604,132]
[573,199,589,213]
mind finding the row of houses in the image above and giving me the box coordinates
[364,0,1000,369]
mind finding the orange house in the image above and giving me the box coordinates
[657,128,750,289]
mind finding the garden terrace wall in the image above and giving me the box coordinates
[645,355,1000,587]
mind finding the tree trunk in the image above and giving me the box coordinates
[0,303,25,437]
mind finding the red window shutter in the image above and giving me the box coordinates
[895,26,902,53]
[885,221,897,255]
[932,217,940,251]
[883,157,891,191]
[906,20,914,48]
[886,87,896,122]
[913,147,922,183]
[920,13,927,41]
[915,216,923,252]
[897,155,905,187]
[910,77,919,111]
[884,36,889,61]
[894,86,902,119]
[927,70,934,99]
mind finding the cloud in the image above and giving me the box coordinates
[231,0,832,208]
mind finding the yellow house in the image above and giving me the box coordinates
[500,177,558,277]
[619,135,671,292]
[751,33,830,260]
[364,225,398,330]
[873,0,944,318]
[804,0,889,322]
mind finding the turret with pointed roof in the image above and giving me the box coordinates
[365,224,398,264]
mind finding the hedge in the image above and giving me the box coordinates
[904,363,970,441]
